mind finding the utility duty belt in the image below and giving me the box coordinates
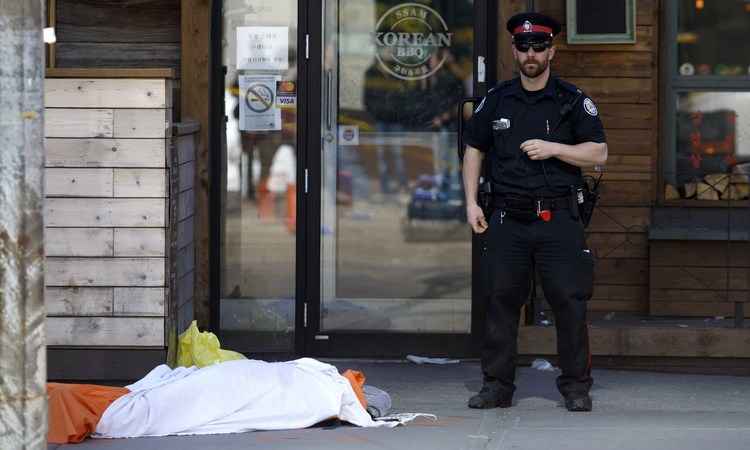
[489,193,577,223]
[478,179,600,226]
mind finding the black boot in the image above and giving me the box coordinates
[564,393,592,412]
[468,382,513,409]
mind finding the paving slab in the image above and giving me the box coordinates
[48,360,750,450]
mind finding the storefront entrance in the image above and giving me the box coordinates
[212,0,498,357]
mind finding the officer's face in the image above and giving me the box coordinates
[512,40,555,79]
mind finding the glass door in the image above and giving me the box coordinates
[217,0,300,354]
[311,0,484,356]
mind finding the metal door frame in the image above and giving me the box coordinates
[209,0,498,358]
[304,0,497,358]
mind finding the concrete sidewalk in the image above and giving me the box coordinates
[49,360,750,450]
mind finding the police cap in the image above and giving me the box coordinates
[506,12,561,41]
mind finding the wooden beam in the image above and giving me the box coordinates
[46,317,164,346]
[46,67,176,79]
[181,0,211,329]
[45,138,166,168]
[45,78,170,108]
[519,326,750,358]
[46,198,166,227]
[48,0,56,68]
[554,51,654,78]
[46,287,113,316]
[46,257,166,287]
[45,108,113,138]
[48,348,166,381]
[46,228,113,257]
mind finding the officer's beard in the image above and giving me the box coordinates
[519,56,549,79]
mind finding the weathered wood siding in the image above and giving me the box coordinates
[49,0,181,119]
[166,121,199,364]
[53,0,180,73]
[650,241,750,317]
[44,77,172,347]
[532,0,659,315]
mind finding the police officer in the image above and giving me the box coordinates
[462,12,607,412]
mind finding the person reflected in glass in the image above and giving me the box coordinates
[364,53,409,203]
[423,49,466,194]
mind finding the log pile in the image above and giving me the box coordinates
[665,167,750,201]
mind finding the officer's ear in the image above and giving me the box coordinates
[510,39,518,59]
[548,44,556,61]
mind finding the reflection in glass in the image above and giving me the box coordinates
[677,0,750,77]
[666,92,750,201]
[220,0,297,352]
[321,0,475,333]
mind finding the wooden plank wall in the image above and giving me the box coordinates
[51,0,181,118]
[53,0,180,72]
[44,77,172,347]
[650,241,750,317]
[168,121,199,357]
[532,0,659,315]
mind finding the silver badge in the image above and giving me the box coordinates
[492,118,511,130]
[583,98,598,117]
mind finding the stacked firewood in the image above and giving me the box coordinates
[666,168,750,201]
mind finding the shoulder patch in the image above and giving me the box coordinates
[583,98,598,116]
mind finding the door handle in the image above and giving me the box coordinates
[325,69,333,131]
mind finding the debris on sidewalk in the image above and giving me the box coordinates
[406,354,460,365]
[364,384,392,418]
[530,358,558,372]
[374,413,438,425]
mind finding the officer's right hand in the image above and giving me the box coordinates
[466,204,488,234]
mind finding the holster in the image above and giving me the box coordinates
[478,181,495,220]
[577,177,601,229]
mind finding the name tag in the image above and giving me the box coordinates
[492,118,511,130]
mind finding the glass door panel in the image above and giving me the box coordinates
[320,0,475,333]
[220,0,299,352]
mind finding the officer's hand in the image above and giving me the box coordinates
[467,204,488,234]
[520,139,559,160]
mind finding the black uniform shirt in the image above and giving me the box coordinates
[464,75,606,197]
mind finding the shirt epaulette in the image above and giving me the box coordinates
[555,78,582,95]
[487,79,514,96]
[473,81,513,113]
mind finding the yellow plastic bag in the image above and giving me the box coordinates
[176,321,246,368]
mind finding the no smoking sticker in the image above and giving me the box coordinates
[239,75,281,131]
[245,83,275,113]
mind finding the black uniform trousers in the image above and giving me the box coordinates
[481,206,594,398]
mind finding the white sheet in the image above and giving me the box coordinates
[93,358,395,438]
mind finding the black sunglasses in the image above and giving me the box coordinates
[514,40,551,53]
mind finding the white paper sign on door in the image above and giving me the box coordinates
[237,26,289,71]
[239,75,282,131]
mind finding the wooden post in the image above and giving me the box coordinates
[181,0,212,329]
[498,0,528,81]
[0,0,48,448]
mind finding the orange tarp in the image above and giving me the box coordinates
[47,383,130,444]
[341,369,368,410]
